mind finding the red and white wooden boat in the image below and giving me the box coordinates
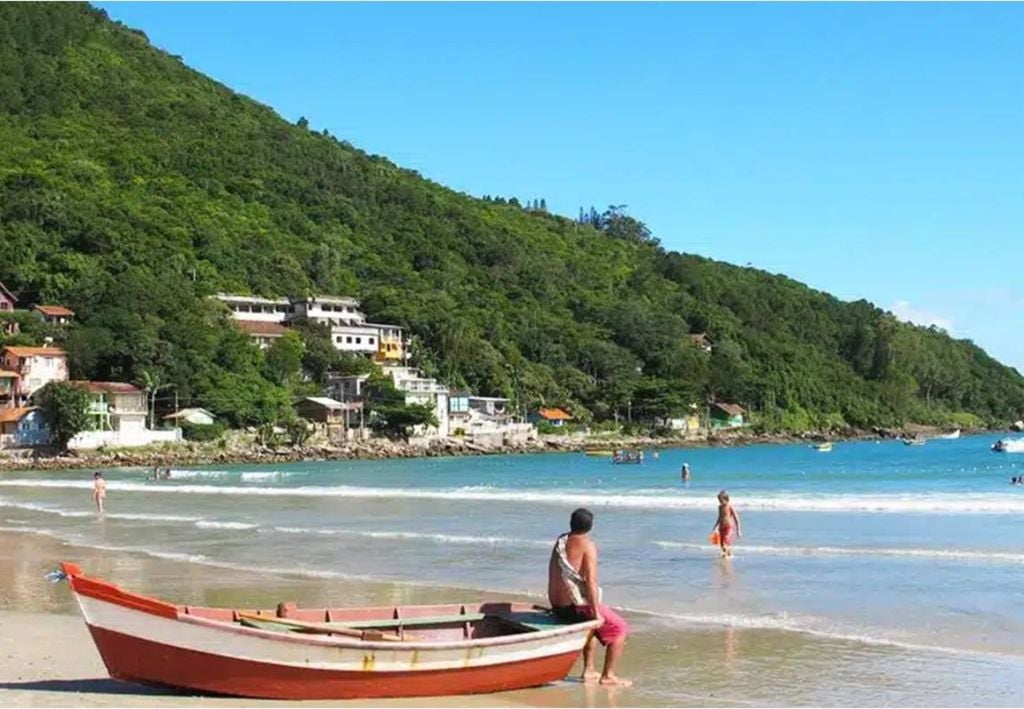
[58,562,601,699]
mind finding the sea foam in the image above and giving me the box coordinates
[2,479,1023,515]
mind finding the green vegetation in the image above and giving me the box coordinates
[365,372,438,441]
[1,4,1022,432]
[35,381,90,451]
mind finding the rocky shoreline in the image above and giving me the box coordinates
[0,425,994,473]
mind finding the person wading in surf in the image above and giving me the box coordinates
[548,508,632,687]
[92,472,107,514]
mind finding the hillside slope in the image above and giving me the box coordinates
[1,3,1022,429]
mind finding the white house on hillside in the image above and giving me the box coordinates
[214,293,405,362]
[382,365,450,438]
[69,381,182,450]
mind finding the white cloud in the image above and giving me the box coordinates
[890,300,954,333]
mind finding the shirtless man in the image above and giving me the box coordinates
[712,490,741,557]
[548,508,631,687]
[92,472,107,514]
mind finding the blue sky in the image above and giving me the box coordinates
[97,2,1024,371]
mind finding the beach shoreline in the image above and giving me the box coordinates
[0,423,976,474]
[1,510,1021,706]
[0,529,693,708]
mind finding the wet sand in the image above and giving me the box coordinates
[0,531,679,708]
[2,529,1022,707]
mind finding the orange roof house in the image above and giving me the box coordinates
[531,407,573,428]
[0,406,49,448]
[2,346,67,358]
[0,346,69,403]
[0,406,34,425]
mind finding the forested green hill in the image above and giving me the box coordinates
[1,3,1021,430]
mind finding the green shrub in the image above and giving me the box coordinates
[180,421,225,442]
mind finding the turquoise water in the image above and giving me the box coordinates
[2,435,1024,661]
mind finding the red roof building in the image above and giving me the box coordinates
[34,305,75,325]
[235,320,289,350]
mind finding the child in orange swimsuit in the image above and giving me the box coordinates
[712,490,741,557]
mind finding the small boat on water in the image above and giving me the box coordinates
[55,563,600,700]
[903,437,926,446]
[993,438,1024,454]
[813,442,833,452]
[934,429,961,440]
[584,450,614,457]
[612,451,643,464]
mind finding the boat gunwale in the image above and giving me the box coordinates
[177,611,601,652]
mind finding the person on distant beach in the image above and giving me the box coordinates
[92,472,107,514]
[681,463,691,483]
[712,490,741,558]
[548,508,632,687]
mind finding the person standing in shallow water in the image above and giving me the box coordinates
[712,490,741,558]
[548,508,632,687]
[92,472,107,514]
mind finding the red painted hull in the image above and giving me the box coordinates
[87,624,580,700]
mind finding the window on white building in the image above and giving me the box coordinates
[346,337,352,344]
[355,337,362,344]
[369,338,375,345]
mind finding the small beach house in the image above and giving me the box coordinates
[295,396,346,425]
[0,406,49,448]
[163,408,216,427]
[710,402,746,429]
[531,407,573,428]
[688,332,714,353]
[33,305,75,326]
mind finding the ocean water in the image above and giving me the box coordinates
[3,436,1024,703]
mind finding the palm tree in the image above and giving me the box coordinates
[138,370,170,430]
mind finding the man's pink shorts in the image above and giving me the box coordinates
[576,604,629,646]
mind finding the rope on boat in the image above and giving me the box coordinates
[44,570,67,583]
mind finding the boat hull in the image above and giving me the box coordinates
[86,624,580,699]
[63,564,598,700]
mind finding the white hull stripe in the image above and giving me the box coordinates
[77,594,588,673]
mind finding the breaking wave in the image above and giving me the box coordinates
[269,526,549,547]
[2,480,1023,515]
[652,540,1024,565]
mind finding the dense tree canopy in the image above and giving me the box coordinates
[1,4,1022,431]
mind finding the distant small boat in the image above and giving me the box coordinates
[993,439,1024,453]
[903,437,926,446]
[934,430,961,440]
[813,442,833,452]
